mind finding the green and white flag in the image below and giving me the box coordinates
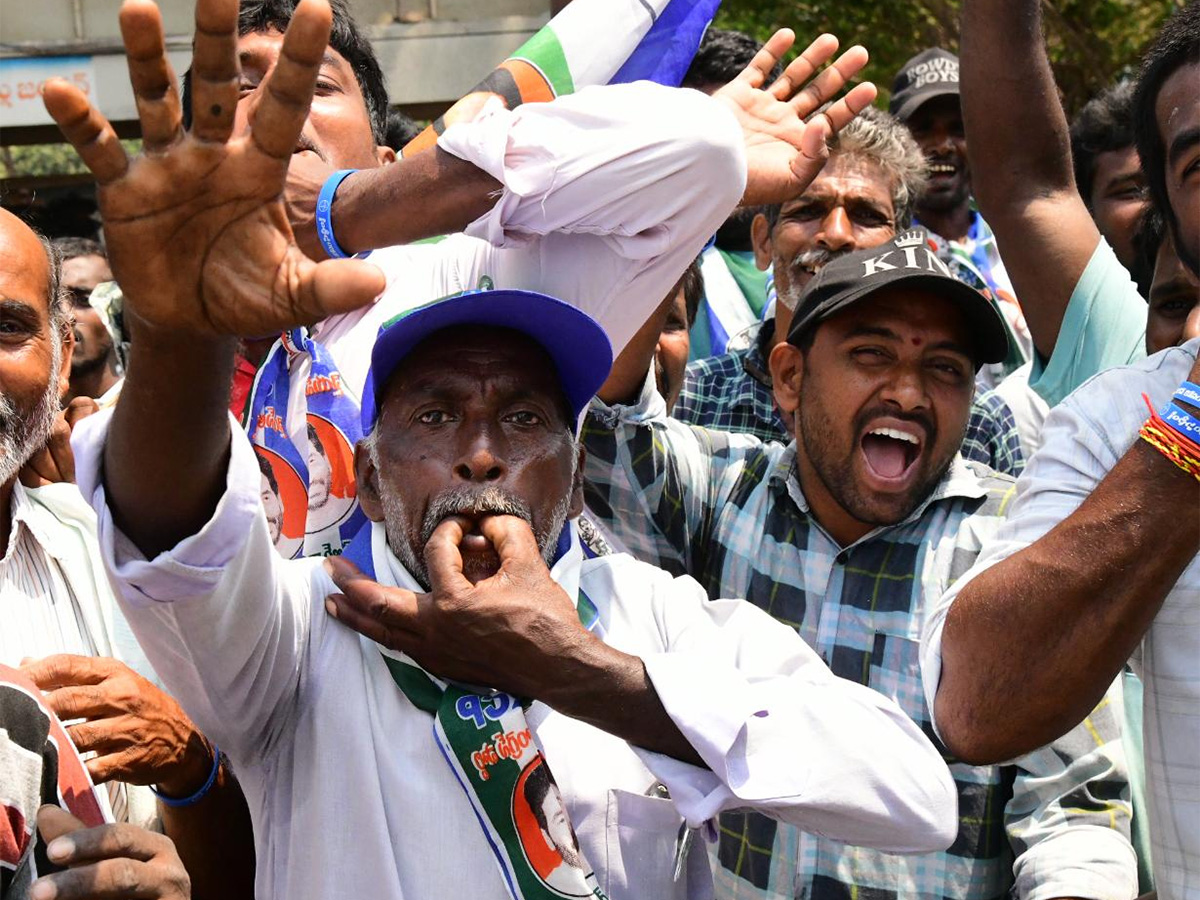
[402,0,721,155]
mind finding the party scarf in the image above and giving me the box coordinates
[342,526,609,900]
[246,328,367,559]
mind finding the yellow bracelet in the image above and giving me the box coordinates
[1141,420,1200,480]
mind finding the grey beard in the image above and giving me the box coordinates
[0,358,61,488]
[776,246,851,311]
[381,483,573,588]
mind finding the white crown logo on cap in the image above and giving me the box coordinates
[860,230,952,279]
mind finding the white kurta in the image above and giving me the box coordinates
[74,414,958,900]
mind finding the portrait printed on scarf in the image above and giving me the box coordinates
[514,757,593,897]
[304,414,358,536]
[255,446,307,559]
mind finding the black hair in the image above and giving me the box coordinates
[256,451,280,493]
[522,762,553,832]
[306,421,326,455]
[1131,206,1168,299]
[385,109,424,152]
[1070,80,1138,208]
[680,258,704,328]
[1133,1,1200,273]
[50,236,106,263]
[682,28,782,90]
[181,0,389,144]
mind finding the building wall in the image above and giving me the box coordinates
[1,0,549,138]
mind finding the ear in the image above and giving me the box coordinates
[354,439,385,522]
[376,145,397,165]
[751,213,772,271]
[769,341,804,415]
[567,443,586,520]
[57,324,75,402]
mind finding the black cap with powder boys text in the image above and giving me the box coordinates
[889,48,960,122]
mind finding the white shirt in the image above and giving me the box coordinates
[292,82,748,406]
[922,339,1200,899]
[0,480,156,826]
[990,361,1049,458]
[73,413,958,900]
[0,481,117,665]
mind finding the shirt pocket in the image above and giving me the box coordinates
[602,788,689,900]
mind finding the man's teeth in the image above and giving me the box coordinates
[868,427,919,444]
[930,164,956,174]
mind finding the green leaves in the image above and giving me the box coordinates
[714,0,1184,112]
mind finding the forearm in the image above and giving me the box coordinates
[962,0,1075,203]
[962,0,1098,356]
[105,318,237,558]
[159,754,256,900]
[333,148,500,253]
[596,292,675,405]
[539,636,705,768]
[937,439,1199,763]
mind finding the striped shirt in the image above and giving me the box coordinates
[582,375,1136,899]
[0,482,113,665]
[674,321,1027,477]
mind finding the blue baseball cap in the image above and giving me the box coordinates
[360,288,614,434]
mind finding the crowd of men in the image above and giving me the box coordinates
[0,0,1197,897]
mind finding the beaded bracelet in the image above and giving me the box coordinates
[1140,394,1200,481]
[151,744,221,808]
[316,169,359,260]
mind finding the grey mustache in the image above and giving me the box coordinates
[419,487,533,545]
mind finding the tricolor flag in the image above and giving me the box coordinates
[402,0,722,155]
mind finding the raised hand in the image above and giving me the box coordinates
[40,0,384,338]
[324,515,590,698]
[33,806,191,900]
[713,30,877,207]
[21,655,214,797]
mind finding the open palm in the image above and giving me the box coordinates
[713,30,878,207]
[42,0,383,338]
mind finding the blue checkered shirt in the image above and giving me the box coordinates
[674,323,1026,476]
[582,375,1134,900]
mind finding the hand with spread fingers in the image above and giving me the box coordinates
[32,805,191,900]
[324,516,592,699]
[713,29,877,207]
[40,0,384,339]
[20,655,215,798]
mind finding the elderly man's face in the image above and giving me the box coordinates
[754,154,898,340]
[358,328,584,586]
[770,288,975,545]
[0,210,71,487]
[232,30,390,172]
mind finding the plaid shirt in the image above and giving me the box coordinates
[583,376,1135,900]
[674,322,1026,476]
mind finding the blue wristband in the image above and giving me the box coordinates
[1173,381,1200,410]
[316,169,358,259]
[152,744,221,808]
[1162,402,1200,446]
